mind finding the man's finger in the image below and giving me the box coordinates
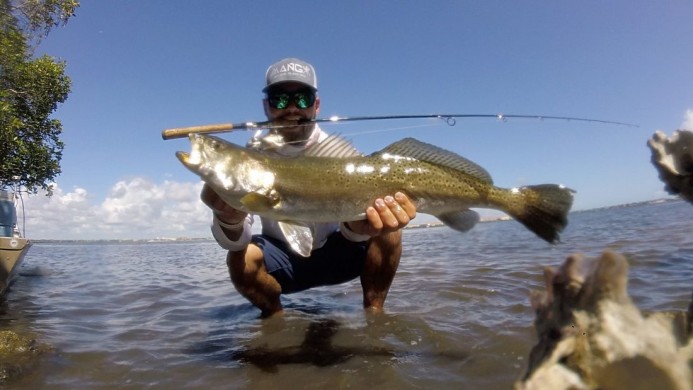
[395,192,417,219]
[375,197,399,229]
[366,206,383,234]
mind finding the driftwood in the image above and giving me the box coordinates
[516,251,693,390]
[648,130,693,203]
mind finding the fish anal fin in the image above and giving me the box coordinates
[436,209,480,232]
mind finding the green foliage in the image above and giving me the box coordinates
[0,0,78,195]
[6,0,78,45]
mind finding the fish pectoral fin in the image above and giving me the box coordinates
[436,210,480,232]
[278,221,314,257]
[240,192,277,212]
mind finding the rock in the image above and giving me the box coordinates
[516,251,693,390]
[648,130,693,203]
[0,330,51,385]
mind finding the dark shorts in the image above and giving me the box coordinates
[251,232,368,294]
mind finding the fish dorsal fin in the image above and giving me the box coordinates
[376,137,493,183]
[303,134,363,158]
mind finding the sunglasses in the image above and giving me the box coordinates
[267,89,316,110]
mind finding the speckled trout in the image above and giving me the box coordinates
[177,134,574,256]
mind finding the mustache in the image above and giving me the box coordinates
[276,112,310,121]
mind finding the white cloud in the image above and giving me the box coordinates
[16,178,212,240]
[682,109,693,130]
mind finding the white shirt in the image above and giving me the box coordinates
[211,125,370,252]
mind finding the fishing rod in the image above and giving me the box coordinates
[161,113,639,140]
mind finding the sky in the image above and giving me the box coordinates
[11,1,693,240]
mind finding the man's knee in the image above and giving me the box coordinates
[380,230,402,245]
[226,245,264,287]
[368,230,403,254]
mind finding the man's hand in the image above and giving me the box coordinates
[200,184,247,228]
[346,192,416,237]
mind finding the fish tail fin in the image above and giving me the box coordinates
[504,185,575,243]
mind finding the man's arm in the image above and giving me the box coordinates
[201,184,252,250]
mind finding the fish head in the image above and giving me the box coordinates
[176,134,276,209]
[177,134,247,190]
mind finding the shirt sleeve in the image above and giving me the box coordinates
[339,222,371,243]
[211,214,253,251]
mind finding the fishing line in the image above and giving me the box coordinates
[224,114,624,147]
[327,122,440,137]
[253,123,442,148]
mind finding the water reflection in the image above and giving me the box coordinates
[237,319,392,372]
[188,313,471,375]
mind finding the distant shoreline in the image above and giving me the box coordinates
[30,197,684,244]
[570,196,683,213]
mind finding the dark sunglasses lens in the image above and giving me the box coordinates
[295,91,315,109]
[269,93,290,109]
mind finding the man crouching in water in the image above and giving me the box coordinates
[201,58,416,317]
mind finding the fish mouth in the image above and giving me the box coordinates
[175,150,188,161]
[176,133,206,168]
[176,151,197,169]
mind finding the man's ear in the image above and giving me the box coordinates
[314,96,320,115]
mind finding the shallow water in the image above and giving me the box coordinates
[1,200,692,388]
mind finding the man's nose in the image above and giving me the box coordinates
[283,103,301,113]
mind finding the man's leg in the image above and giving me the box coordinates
[227,245,283,317]
[360,230,402,311]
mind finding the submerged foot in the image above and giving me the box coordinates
[260,308,284,319]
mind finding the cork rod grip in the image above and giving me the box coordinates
[161,123,235,140]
